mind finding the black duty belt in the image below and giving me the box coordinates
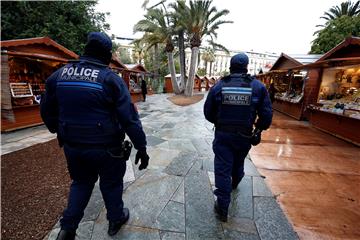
[216,125,252,138]
[64,141,122,149]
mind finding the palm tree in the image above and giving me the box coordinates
[314,1,360,38]
[201,47,215,75]
[176,0,232,96]
[132,39,145,64]
[134,8,181,94]
[321,1,360,21]
[170,0,188,91]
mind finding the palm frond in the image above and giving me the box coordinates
[207,40,230,54]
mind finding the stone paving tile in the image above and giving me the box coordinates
[222,217,258,235]
[155,200,185,232]
[139,113,149,118]
[245,158,261,177]
[201,155,215,172]
[146,147,181,169]
[1,125,49,143]
[92,209,160,240]
[229,176,253,219]
[160,231,186,240]
[207,171,215,186]
[164,152,198,177]
[144,121,170,131]
[185,165,224,240]
[82,185,104,222]
[76,221,95,240]
[124,160,136,183]
[2,143,26,155]
[171,179,185,204]
[168,139,197,153]
[190,138,211,157]
[122,170,182,228]
[223,231,260,240]
[254,197,298,240]
[253,176,273,197]
[161,122,176,129]
[47,221,94,240]
[146,135,167,147]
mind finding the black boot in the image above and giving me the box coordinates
[108,208,130,236]
[214,201,228,222]
[56,229,76,240]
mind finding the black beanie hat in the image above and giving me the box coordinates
[84,32,113,65]
[230,53,249,74]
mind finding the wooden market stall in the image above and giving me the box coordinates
[207,76,218,90]
[305,37,360,146]
[109,55,127,82]
[265,53,322,120]
[1,37,78,132]
[202,76,209,91]
[164,73,182,93]
[194,74,202,91]
[123,64,150,102]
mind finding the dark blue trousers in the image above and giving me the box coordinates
[60,145,126,231]
[213,130,251,211]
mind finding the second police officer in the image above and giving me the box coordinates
[204,53,272,222]
[41,32,149,239]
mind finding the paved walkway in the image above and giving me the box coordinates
[1,93,298,240]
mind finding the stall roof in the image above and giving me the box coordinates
[292,37,360,70]
[124,64,148,73]
[165,73,181,78]
[270,53,322,71]
[317,36,360,61]
[288,54,323,64]
[110,55,127,71]
[1,37,78,60]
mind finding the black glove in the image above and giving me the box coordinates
[251,128,262,146]
[135,149,149,170]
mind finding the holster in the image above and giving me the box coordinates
[107,140,133,161]
[250,129,262,146]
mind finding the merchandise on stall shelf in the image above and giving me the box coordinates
[275,90,304,103]
[129,79,141,93]
[315,65,360,119]
[272,70,307,103]
[10,83,33,98]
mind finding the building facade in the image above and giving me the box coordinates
[185,48,279,76]
[114,37,279,77]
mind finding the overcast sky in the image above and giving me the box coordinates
[96,0,346,55]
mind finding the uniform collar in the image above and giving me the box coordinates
[69,56,109,67]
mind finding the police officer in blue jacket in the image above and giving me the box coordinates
[41,32,149,239]
[204,53,272,222]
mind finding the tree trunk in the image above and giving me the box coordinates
[154,44,160,92]
[197,50,201,66]
[178,30,186,92]
[167,52,181,94]
[185,46,199,97]
[204,60,208,75]
[209,61,213,76]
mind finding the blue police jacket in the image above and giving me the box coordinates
[40,56,147,150]
[204,73,272,133]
